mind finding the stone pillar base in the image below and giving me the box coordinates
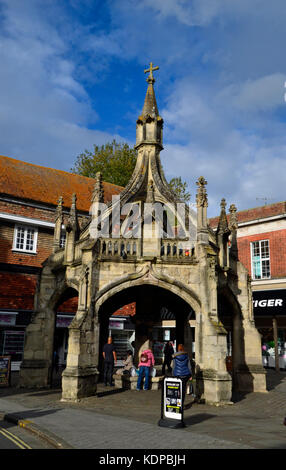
[235,364,267,393]
[19,360,50,388]
[61,366,99,402]
[195,369,233,405]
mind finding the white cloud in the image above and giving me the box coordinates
[224,74,285,112]
[1,0,286,217]
[141,0,224,26]
[159,73,286,216]
[0,0,125,169]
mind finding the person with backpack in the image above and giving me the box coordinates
[136,344,155,391]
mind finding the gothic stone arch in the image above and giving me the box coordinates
[19,264,79,388]
[19,66,266,403]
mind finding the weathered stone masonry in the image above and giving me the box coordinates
[19,65,266,403]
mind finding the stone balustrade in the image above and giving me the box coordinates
[99,238,142,258]
[160,239,194,258]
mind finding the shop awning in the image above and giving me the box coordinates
[253,290,286,316]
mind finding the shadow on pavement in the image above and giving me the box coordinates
[265,369,286,390]
[230,369,286,403]
[26,389,62,397]
[184,413,217,426]
[5,408,62,423]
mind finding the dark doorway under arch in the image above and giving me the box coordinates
[97,284,195,380]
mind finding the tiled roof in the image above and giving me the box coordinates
[112,302,136,317]
[209,201,286,229]
[0,155,123,212]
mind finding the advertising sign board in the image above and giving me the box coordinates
[158,377,185,428]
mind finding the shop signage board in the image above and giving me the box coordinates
[109,319,124,330]
[56,315,74,328]
[158,377,185,428]
[0,356,11,387]
[0,313,17,326]
[253,290,286,316]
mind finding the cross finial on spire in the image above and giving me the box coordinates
[220,198,227,211]
[144,62,159,83]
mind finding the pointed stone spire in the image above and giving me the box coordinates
[142,63,159,117]
[92,172,104,203]
[229,203,238,259]
[196,177,208,209]
[196,176,208,244]
[141,83,159,117]
[229,203,238,230]
[217,198,230,235]
[64,194,80,264]
[217,198,230,268]
[135,62,163,149]
[66,193,79,236]
[53,196,63,252]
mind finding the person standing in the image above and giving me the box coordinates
[172,344,192,402]
[103,337,117,386]
[162,341,174,375]
[136,344,155,391]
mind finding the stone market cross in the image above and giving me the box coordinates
[19,66,266,403]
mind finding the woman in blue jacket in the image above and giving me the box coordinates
[172,344,192,402]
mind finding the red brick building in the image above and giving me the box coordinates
[210,201,286,370]
[0,155,122,369]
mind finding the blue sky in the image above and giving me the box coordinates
[1,0,286,216]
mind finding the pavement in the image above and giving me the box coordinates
[0,369,285,450]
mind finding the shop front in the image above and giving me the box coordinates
[108,316,136,366]
[0,310,32,371]
[0,310,76,373]
[54,313,75,367]
[253,289,286,370]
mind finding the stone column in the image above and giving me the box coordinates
[194,245,232,404]
[273,317,280,372]
[195,315,232,404]
[184,318,193,359]
[61,310,99,401]
[61,269,99,401]
[234,267,267,393]
[19,267,57,388]
[232,308,244,390]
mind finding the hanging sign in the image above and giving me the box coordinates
[0,356,11,387]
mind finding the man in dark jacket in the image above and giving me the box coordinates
[162,341,174,375]
[172,344,192,402]
[103,337,117,386]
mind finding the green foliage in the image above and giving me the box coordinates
[71,140,137,187]
[71,140,191,201]
[168,177,191,203]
